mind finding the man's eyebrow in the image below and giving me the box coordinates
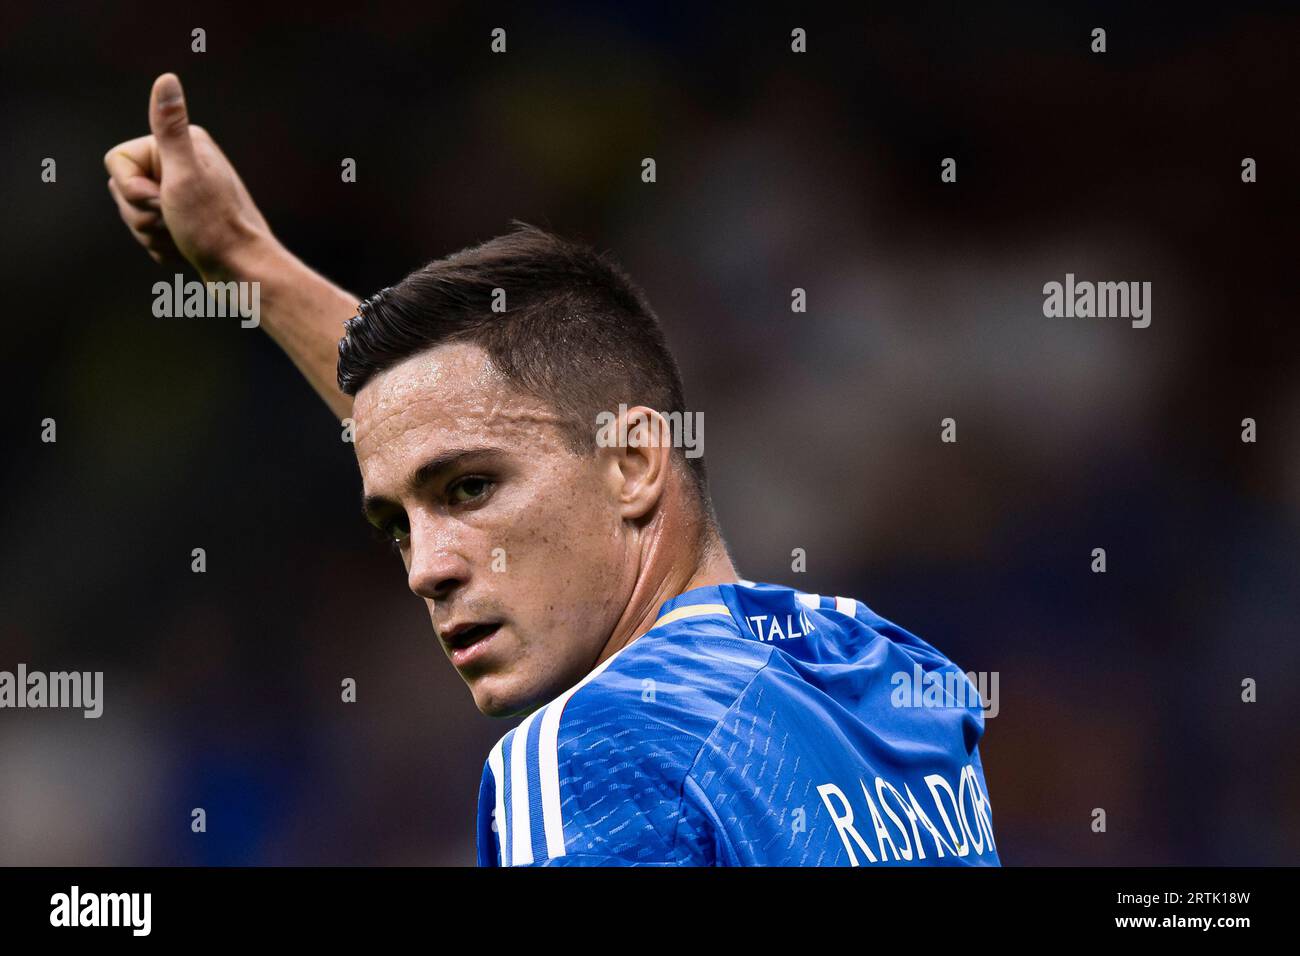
[360,447,499,520]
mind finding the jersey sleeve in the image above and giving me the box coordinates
[474,614,771,867]
[474,686,717,867]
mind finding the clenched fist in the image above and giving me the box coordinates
[103,73,273,281]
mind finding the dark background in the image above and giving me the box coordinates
[1,1,1297,865]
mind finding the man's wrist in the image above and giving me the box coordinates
[198,229,289,287]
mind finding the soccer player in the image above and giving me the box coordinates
[105,74,999,866]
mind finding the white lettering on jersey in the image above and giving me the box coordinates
[817,763,996,865]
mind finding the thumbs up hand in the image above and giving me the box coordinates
[104,73,273,280]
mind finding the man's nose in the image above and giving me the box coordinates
[405,518,471,602]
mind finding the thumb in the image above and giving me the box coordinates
[149,73,197,175]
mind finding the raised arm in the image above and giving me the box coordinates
[104,73,357,419]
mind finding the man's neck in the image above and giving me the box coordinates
[595,528,739,666]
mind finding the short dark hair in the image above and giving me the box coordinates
[338,221,711,506]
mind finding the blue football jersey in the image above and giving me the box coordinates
[475,580,999,866]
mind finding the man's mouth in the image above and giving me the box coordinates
[440,621,503,668]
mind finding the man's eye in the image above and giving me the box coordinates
[449,476,492,504]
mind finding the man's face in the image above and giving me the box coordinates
[353,342,636,717]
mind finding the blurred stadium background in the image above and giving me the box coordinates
[1,2,1297,864]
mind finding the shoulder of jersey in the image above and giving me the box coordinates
[484,583,883,864]
[485,598,780,864]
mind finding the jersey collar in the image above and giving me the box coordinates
[649,582,739,630]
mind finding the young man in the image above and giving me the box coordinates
[105,74,999,866]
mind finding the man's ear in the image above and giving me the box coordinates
[599,404,673,520]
